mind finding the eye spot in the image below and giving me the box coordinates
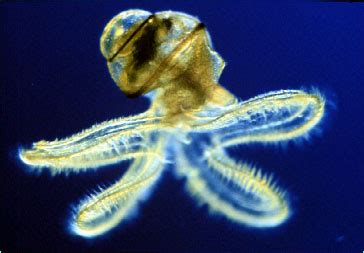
[131,20,159,69]
[162,18,172,30]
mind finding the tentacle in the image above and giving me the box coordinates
[175,137,290,228]
[193,90,325,146]
[70,134,166,237]
[175,89,324,226]
[19,112,163,174]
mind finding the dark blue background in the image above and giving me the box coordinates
[1,2,363,252]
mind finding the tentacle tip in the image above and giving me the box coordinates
[17,146,59,176]
[18,146,31,165]
[67,219,100,239]
[16,146,43,174]
[66,203,104,239]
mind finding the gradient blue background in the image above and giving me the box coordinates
[1,2,363,252]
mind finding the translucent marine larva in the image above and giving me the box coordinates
[19,9,325,238]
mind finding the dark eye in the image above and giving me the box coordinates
[131,18,159,69]
[162,18,172,30]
